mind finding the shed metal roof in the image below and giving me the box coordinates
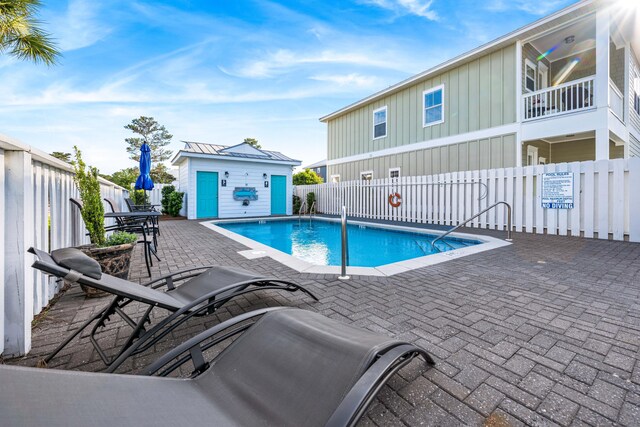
[172,141,301,164]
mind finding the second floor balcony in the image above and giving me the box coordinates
[523,75,596,121]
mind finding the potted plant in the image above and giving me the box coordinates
[72,147,138,297]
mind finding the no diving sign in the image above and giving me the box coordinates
[541,172,574,209]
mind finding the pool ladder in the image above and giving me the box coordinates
[430,201,513,252]
[298,200,316,224]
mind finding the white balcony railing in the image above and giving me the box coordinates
[609,79,624,121]
[523,76,595,121]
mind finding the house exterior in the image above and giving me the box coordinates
[171,142,301,220]
[320,0,640,182]
[302,159,327,182]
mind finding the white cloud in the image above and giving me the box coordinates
[485,0,569,16]
[219,48,411,79]
[359,0,438,20]
[50,0,112,51]
[310,73,378,87]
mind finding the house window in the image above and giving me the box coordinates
[525,60,536,92]
[330,175,340,183]
[361,171,373,181]
[373,106,387,139]
[389,168,400,179]
[423,85,444,127]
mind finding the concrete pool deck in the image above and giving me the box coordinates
[6,219,640,426]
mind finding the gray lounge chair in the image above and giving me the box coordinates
[29,247,318,372]
[0,307,434,427]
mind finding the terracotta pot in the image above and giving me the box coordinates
[76,242,136,297]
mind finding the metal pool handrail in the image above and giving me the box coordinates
[430,201,513,252]
[338,206,349,280]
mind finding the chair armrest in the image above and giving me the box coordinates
[141,307,285,376]
[141,266,215,290]
[326,344,434,427]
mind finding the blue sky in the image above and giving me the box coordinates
[0,0,576,174]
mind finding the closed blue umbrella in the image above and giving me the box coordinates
[134,142,154,192]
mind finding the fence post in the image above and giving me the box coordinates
[3,150,34,356]
[629,157,640,243]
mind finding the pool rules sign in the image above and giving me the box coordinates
[541,172,574,209]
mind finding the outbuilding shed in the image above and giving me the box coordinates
[171,141,301,219]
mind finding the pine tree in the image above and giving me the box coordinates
[124,116,173,163]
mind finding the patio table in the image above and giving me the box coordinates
[105,212,162,269]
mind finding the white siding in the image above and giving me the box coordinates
[186,158,293,219]
[630,48,640,133]
[178,159,189,216]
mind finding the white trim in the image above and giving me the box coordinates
[330,174,341,183]
[172,151,301,166]
[516,41,523,129]
[372,106,388,140]
[326,123,520,166]
[319,0,596,122]
[388,167,401,178]
[360,170,373,181]
[538,61,549,90]
[525,59,537,93]
[202,217,511,276]
[423,84,445,127]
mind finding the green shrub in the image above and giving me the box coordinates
[131,189,149,206]
[293,169,323,185]
[167,191,184,216]
[101,231,137,247]
[293,195,301,214]
[306,192,316,210]
[72,147,106,246]
[161,185,175,214]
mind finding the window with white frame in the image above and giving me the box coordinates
[525,60,536,92]
[361,171,373,181]
[373,106,387,139]
[423,85,444,126]
[330,174,341,183]
[389,168,400,179]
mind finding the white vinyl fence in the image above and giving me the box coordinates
[295,158,640,242]
[1,134,129,357]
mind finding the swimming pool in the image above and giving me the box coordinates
[204,217,511,276]
[216,219,479,267]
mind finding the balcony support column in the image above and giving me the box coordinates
[594,8,611,160]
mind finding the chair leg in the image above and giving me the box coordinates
[43,307,110,363]
[142,241,151,276]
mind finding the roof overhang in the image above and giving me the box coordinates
[171,150,302,166]
[319,0,600,122]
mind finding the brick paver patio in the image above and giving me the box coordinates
[8,219,640,426]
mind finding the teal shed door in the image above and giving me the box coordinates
[196,171,218,218]
[270,175,287,215]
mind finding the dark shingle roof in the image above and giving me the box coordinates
[180,141,299,163]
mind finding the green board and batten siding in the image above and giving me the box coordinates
[329,134,517,180]
[327,45,517,180]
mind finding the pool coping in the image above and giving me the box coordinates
[201,216,511,277]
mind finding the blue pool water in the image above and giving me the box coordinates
[217,219,481,267]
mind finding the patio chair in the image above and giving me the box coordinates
[29,247,318,372]
[104,197,160,245]
[71,197,157,276]
[0,307,434,427]
[125,196,159,212]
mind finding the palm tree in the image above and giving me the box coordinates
[0,0,59,65]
